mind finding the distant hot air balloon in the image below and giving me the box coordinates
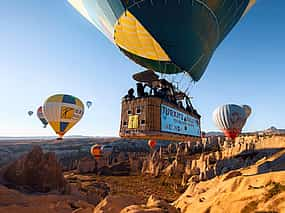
[90,144,102,159]
[28,111,34,116]
[213,104,251,140]
[86,101,92,109]
[68,0,255,93]
[148,140,157,149]
[37,106,48,128]
[43,94,84,139]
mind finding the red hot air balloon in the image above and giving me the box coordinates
[148,140,157,149]
[37,106,48,128]
[90,144,102,159]
[213,104,251,140]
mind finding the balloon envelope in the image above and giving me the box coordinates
[37,106,48,128]
[90,144,102,159]
[86,101,92,109]
[68,0,255,81]
[43,94,84,138]
[28,111,33,116]
[148,140,157,149]
[213,104,249,140]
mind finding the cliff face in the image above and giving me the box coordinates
[175,172,285,212]
[141,136,285,184]
[174,147,285,213]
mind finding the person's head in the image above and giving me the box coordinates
[160,79,168,87]
[128,88,134,95]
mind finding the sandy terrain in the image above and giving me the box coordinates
[174,149,285,212]
[0,135,284,212]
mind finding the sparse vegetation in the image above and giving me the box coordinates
[265,182,285,201]
[241,201,259,213]
[243,182,285,212]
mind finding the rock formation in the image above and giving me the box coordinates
[76,157,96,174]
[93,195,142,213]
[121,195,178,213]
[0,184,94,213]
[3,146,66,193]
[65,174,110,206]
[174,149,285,212]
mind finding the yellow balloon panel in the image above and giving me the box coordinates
[114,11,170,62]
[243,0,256,16]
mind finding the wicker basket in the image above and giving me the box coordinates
[119,96,201,142]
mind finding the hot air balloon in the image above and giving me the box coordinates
[213,104,251,140]
[90,144,102,159]
[148,140,157,149]
[86,101,92,109]
[68,0,255,89]
[43,94,84,139]
[28,111,33,116]
[37,106,48,128]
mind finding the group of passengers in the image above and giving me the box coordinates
[123,79,200,118]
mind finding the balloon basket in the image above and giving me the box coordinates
[119,96,201,142]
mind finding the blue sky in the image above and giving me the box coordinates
[0,1,284,137]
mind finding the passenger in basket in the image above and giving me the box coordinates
[178,101,185,110]
[123,88,135,100]
[136,83,148,97]
[158,79,175,103]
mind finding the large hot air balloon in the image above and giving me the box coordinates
[68,0,255,90]
[43,94,84,139]
[213,104,251,140]
[37,106,48,128]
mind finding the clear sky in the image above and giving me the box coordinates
[0,1,284,137]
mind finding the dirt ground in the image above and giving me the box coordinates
[66,173,183,203]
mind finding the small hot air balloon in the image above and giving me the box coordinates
[148,140,157,149]
[43,94,84,139]
[37,106,48,128]
[213,104,251,140]
[28,111,34,116]
[86,101,92,109]
[90,144,102,159]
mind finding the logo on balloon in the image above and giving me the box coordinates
[61,106,75,119]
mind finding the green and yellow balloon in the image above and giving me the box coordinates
[43,94,84,139]
[69,0,255,81]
